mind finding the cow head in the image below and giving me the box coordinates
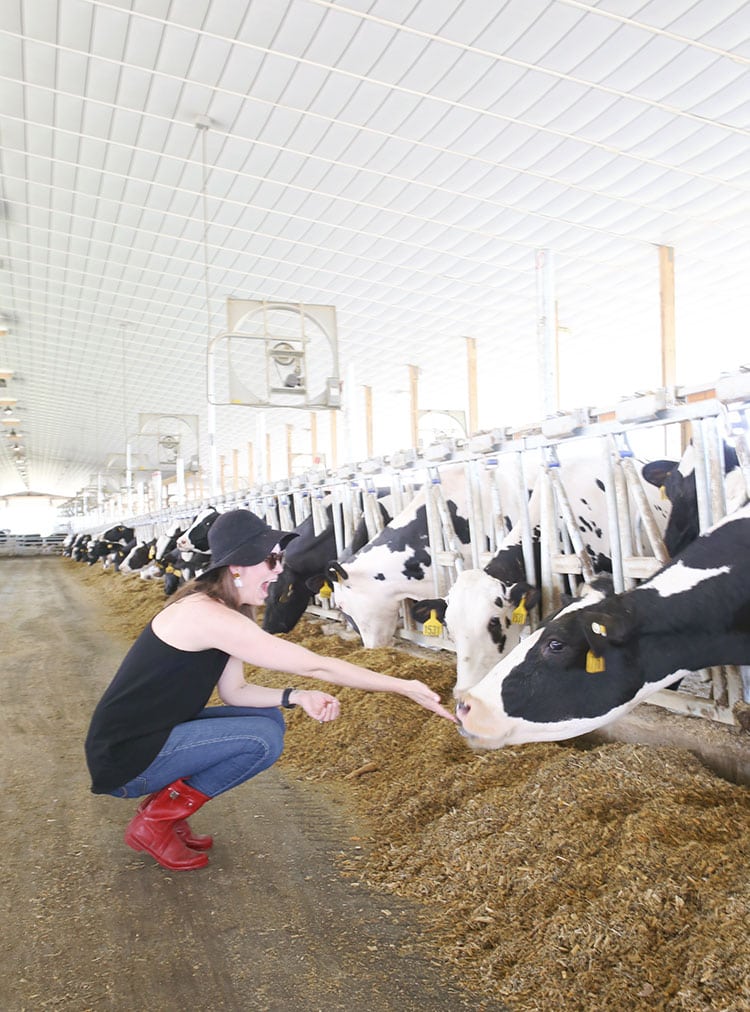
[410,572,541,696]
[325,557,404,647]
[642,444,740,558]
[263,569,315,633]
[453,586,694,749]
[177,507,219,552]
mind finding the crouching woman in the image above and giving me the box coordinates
[85,509,455,871]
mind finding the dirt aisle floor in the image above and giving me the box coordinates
[1,557,505,1012]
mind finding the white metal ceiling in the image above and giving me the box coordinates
[0,0,748,503]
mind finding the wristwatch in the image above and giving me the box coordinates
[281,687,297,709]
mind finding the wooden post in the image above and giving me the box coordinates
[466,337,478,435]
[409,364,419,449]
[330,409,338,467]
[219,455,226,495]
[659,245,676,390]
[659,244,681,454]
[310,411,318,463]
[364,386,373,457]
[232,448,239,491]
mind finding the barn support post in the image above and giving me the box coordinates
[310,411,318,464]
[364,386,373,458]
[125,442,133,514]
[206,357,218,498]
[535,249,558,417]
[175,457,186,504]
[255,414,266,487]
[330,408,338,468]
[659,245,676,391]
[342,363,357,464]
[466,337,478,435]
[409,365,419,449]
[286,424,293,478]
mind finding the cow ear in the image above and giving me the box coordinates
[581,607,635,649]
[641,460,678,488]
[326,561,348,583]
[305,575,327,594]
[509,582,540,612]
[411,599,447,624]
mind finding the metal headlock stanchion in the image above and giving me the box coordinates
[277,492,294,531]
[328,484,345,557]
[544,445,597,585]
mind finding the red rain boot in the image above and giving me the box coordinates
[124,779,211,870]
[136,793,213,851]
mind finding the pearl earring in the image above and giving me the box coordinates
[231,571,243,588]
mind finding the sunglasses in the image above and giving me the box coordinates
[264,551,285,570]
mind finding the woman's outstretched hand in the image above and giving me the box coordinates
[293,689,341,722]
[402,679,458,722]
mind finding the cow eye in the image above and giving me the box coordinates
[546,638,565,653]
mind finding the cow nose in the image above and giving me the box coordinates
[455,700,470,721]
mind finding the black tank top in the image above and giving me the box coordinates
[85,622,229,793]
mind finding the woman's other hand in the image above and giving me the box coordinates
[292,689,341,723]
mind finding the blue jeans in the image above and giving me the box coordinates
[107,706,286,799]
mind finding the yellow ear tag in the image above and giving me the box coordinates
[318,581,332,599]
[149,546,156,559]
[659,484,668,501]
[586,651,606,673]
[165,564,174,574]
[511,597,528,625]
[422,609,443,637]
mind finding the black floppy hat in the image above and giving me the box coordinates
[197,509,297,577]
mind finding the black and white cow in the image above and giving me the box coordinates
[70,533,92,561]
[160,506,221,594]
[176,506,219,553]
[139,521,185,581]
[454,503,750,749]
[119,538,157,574]
[642,442,746,557]
[86,524,136,570]
[322,461,531,648]
[411,447,670,693]
[263,498,392,635]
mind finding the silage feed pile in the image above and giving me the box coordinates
[75,564,750,1011]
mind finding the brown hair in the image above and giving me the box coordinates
[167,567,255,619]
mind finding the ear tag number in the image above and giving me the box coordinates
[511,597,528,625]
[422,609,443,637]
